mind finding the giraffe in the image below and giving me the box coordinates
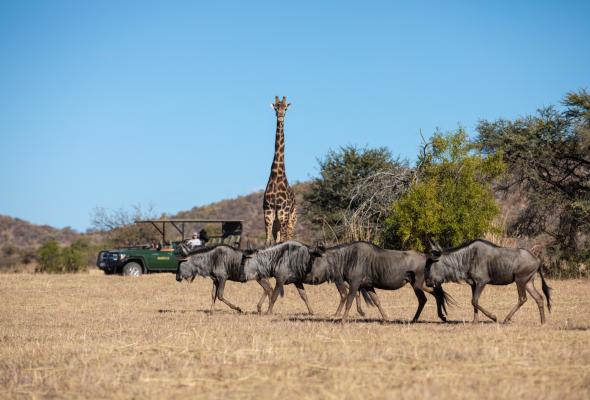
[263,96,297,246]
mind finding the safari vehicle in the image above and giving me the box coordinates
[96,219,243,276]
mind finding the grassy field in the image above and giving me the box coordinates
[1,271,589,399]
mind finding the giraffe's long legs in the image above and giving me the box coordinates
[264,209,276,246]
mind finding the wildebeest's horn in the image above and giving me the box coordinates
[433,239,443,252]
[427,238,436,250]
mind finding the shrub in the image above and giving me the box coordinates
[36,241,63,273]
[383,129,505,251]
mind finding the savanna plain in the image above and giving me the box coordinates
[1,271,589,399]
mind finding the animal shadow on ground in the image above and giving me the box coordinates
[281,315,468,325]
[157,309,259,316]
[559,324,590,331]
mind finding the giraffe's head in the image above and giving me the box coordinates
[271,96,291,122]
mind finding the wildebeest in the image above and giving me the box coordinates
[243,241,370,315]
[176,244,273,313]
[307,241,452,322]
[424,239,552,324]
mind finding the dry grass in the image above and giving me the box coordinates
[1,271,590,400]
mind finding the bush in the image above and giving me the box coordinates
[383,129,505,251]
[36,240,88,273]
[37,241,62,273]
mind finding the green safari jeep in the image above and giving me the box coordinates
[96,219,243,276]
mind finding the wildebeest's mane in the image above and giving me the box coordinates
[439,238,501,254]
[321,241,386,252]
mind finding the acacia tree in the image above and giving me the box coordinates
[383,129,505,251]
[476,90,590,256]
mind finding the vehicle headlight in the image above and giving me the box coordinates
[119,253,126,260]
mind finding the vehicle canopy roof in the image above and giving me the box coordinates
[134,219,243,242]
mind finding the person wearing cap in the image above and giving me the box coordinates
[187,232,202,249]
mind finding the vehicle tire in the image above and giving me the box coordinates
[122,262,143,277]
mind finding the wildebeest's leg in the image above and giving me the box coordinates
[334,283,366,317]
[366,287,388,320]
[267,280,284,315]
[333,282,347,316]
[355,291,365,317]
[411,287,427,323]
[209,280,218,313]
[215,279,243,313]
[256,278,273,314]
[430,287,449,322]
[294,282,314,315]
[470,283,479,322]
[525,280,546,324]
[471,283,497,322]
[341,283,360,322]
[503,281,527,324]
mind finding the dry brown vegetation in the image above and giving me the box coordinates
[2,272,590,399]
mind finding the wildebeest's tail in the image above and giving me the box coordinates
[279,285,285,297]
[360,289,375,307]
[539,264,552,312]
[433,285,456,317]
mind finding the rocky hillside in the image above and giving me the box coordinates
[0,215,81,250]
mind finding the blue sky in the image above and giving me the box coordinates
[1,1,588,232]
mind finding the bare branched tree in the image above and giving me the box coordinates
[343,161,416,244]
[91,204,160,246]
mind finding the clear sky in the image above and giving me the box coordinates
[1,1,588,232]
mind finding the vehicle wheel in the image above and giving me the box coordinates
[122,262,143,277]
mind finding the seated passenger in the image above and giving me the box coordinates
[187,233,202,249]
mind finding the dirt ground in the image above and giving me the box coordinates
[1,271,589,399]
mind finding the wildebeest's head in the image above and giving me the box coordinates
[242,247,260,281]
[176,261,196,283]
[425,239,444,287]
[305,244,327,284]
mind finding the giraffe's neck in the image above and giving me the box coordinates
[270,119,286,177]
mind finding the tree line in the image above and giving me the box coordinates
[303,90,589,277]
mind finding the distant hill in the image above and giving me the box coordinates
[0,215,82,250]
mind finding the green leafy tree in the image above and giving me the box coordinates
[303,145,394,240]
[61,239,89,272]
[36,239,89,273]
[384,129,505,251]
[477,89,590,255]
[36,241,62,273]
